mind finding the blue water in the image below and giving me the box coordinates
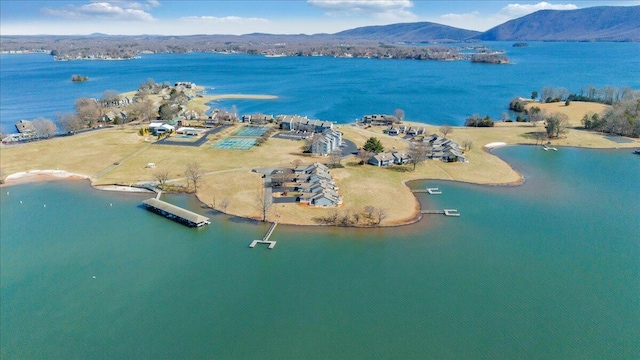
[1,147,639,359]
[2,42,639,133]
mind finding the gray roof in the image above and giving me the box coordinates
[142,198,210,225]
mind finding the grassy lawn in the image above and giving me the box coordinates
[2,101,638,226]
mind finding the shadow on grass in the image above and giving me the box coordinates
[386,166,413,173]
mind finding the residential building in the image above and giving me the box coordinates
[311,129,342,155]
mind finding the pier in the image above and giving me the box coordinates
[249,222,278,249]
[141,198,211,227]
[543,144,557,151]
[412,187,442,194]
[420,209,460,217]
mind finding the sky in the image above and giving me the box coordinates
[1,0,639,36]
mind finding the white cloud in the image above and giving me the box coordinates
[499,2,578,18]
[308,0,417,21]
[436,2,579,31]
[42,1,156,21]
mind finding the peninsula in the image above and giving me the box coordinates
[1,82,638,227]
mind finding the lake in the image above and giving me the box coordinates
[1,41,639,134]
[1,146,639,359]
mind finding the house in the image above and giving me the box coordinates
[387,126,399,136]
[149,122,175,136]
[242,114,274,124]
[278,115,334,133]
[399,125,407,133]
[311,129,342,155]
[361,114,398,126]
[369,152,395,167]
[407,127,417,136]
[286,162,341,207]
[392,152,411,164]
[423,134,468,163]
[15,120,34,134]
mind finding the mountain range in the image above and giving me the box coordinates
[333,5,640,43]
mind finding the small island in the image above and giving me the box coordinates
[71,74,89,82]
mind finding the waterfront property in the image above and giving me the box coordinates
[141,197,210,227]
[273,162,343,207]
[311,129,342,155]
[277,115,334,133]
[360,114,399,126]
[368,151,410,166]
[423,134,468,163]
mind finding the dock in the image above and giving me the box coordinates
[412,187,442,194]
[420,209,460,217]
[543,145,557,151]
[249,222,278,249]
[141,198,210,227]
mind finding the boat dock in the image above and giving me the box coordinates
[141,198,211,227]
[412,187,442,194]
[250,222,278,249]
[543,144,557,151]
[420,209,460,217]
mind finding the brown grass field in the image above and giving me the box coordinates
[2,101,638,226]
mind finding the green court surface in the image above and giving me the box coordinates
[213,137,257,150]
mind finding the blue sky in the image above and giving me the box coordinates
[1,0,638,35]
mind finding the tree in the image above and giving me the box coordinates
[219,199,230,212]
[528,107,546,125]
[153,169,170,188]
[57,112,85,133]
[500,112,511,122]
[545,113,569,138]
[362,137,384,153]
[31,117,57,139]
[75,98,101,124]
[159,103,180,120]
[394,108,405,122]
[462,139,473,152]
[184,162,204,192]
[439,125,453,138]
[128,99,156,122]
[102,90,121,103]
[356,149,373,165]
[257,190,271,222]
[531,91,538,100]
[328,149,342,168]
[407,142,429,171]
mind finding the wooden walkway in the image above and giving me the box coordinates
[249,222,278,249]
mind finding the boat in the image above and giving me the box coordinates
[634,149,640,155]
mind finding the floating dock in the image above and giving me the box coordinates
[543,145,557,151]
[141,198,210,227]
[250,222,278,249]
[412,187,442,194]
[420,209,460,217]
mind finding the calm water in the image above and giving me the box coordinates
[2,147,639,359]
[1,42,639,133]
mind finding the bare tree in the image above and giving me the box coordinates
[328,149,342,167]
[57,112,85,133]
[102,90,121,103]
[394,108,405,122]
[364,205,376,220]
[219,199,230,212]
[128,99,156,122]
[75,98,101,125]
[439,125,453,138]
[407,141,429,171]
[257,190,271,222]
[356,149,372,165]
[545,113,569,138]
[153,169,170,188]
[31,117,57,138]
[500,112,511,122]
[374,208,387,225]
[184,162,204,192]
[462,139,473,152]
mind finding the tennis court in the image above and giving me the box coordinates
[234,126,269,137]
[213,137,257,150]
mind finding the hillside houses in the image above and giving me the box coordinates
[311,129,342,155]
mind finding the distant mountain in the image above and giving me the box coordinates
[477,6,640,41]
[333,22,481,43]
